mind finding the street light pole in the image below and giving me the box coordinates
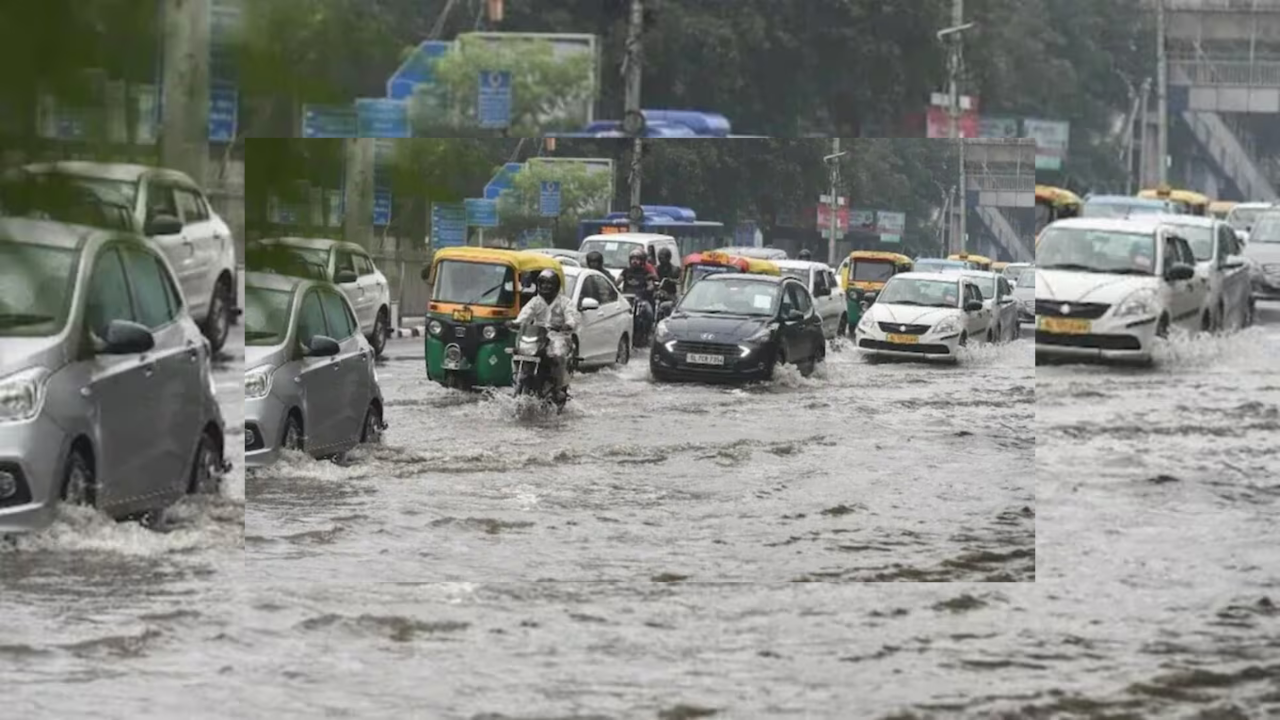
[1156,0,1169,185]
[828,138,840,264]
[624,0,645,232]
[939,0,972,255]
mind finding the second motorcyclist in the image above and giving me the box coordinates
[616,247,659,344]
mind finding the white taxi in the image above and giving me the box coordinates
[774,259,844,339]
[854,271,990,362]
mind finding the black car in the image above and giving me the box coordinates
[650,274,826,382]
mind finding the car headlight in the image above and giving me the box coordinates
[245,364,274,400]
[428,320,443,336]
[654,320,671,342]
[0,367,51,423]
[1113,289,1159,318]
[856,313,874,331]
[933,316,961,334]
[482,325,497,340]
[745,322,778,343]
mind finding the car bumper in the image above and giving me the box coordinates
[853,325,960,359]
[649,340,777,382]
[0,415,68,534]
[244,392,288,469]
[1034,313,1157,360]
[1252,275,1280,301]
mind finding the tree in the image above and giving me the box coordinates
[498,159,613,247]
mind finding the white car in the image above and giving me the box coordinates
[853,271,991,362]
[578,232,681,281]
[1002,262,1034,287]
[1035,217,1205,363]
[529,248,585,267]
[562,266,634,368]
[254,237,392,357]
[1245,210,1280,302]
[955,270,1019,342]
[21,162,240,353]
[1012,273,1035,324]
[1225,201,1277,242]
[774,259,844,339]
[1152,214,1253,330]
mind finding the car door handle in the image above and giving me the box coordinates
[142,362,155,378]
[332,358,341,370]
[359,350,368,361]
[187,343,200,362]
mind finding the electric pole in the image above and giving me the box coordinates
[624,0,645,232]
[1156,0,1169,185]
[343,139,375,251]
[828,138,840,265]
[159,0,211,186]
[1139,77,1151,188]
[944,0,968,254]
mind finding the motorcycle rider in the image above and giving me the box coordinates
[653,247,680,319]
[798,248,812,261]
[585,250,606,273]
[616,247,659,342]
[510,268,579,401]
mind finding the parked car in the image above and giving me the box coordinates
[651,274,826,382]
[562,265,633,368]
[0,218,230,534]
[1153,214,1252,330]
[853,272,991,362]
[1034,217,1205,363]
[253,237,392,357]
[20,162,240,354]
[774,259,844,339]
[244,272,385,469]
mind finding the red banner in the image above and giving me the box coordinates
[813,204,849,231]
[926,105,980,139]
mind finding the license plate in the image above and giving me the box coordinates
[512,354,539,362]
[443,360,461,369]
[452,307,473,322]
[1038,316,1091,334]
[686,353,724,365]
[885,333,918,344]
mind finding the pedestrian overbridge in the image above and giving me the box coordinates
[962,139,1036,263]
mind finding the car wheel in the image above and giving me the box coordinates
[61,446,96,507]
[836,314,848,337]
[370,307,388,357]
[282,413,304,452]
[188,428,223,495]
[614,334,630,366]
[202,276,233,354]
[360,403,383,444]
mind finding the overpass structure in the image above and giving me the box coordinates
[960,139,1036,262]
[1150,0,1280,201]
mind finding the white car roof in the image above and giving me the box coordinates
[1045,217,1162,234]
[1151,213,1217,228]
[1232,202,1276,210]
[774,259,830,271]
[581,232,675,244]
[892,271,966,283]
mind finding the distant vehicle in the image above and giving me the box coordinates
[244,272,385,468]
[1081,194,1178,220]
[1137,187,1210,216]
[1244,210,1280,303]
[18,161,240,353]
[579,205,725,257]
[651,274,826,382]
[528,247,585,267]
[1012,272,1035,324]
[773,259,844,339]
[956,270,1020,342]
[1152,214,1252,330]
[561,265,633,369]
[1225,202,1278,242]
[715,246,789,261]
[578,232,680,281]
[1034,217,1205,364]
[1002,262,1035,286]
[1036,185,1083,235]
[853,271,991,363]
[913,258,971,274]
[0,218,229,534]
[253,237,392,357]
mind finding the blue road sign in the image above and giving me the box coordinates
[387,40,453,100]
[483,162,524,200]
[355,98,410,138]
[374,190,392,226]
[539,181,562,217]
[477,70,512,129]
[432,202,468,248]
[465,198,499,227]
[373,139,394,190]
[302,105,357,138]
[209,83,238,142]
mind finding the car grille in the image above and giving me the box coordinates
[1035,300,1110,319]
[673,341,739,357]
[1035,332,1141,350]
[859,338,951,355]
[877,322,932,334]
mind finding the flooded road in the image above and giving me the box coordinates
[246,333,1034,583]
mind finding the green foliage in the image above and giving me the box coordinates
[498,159,613,246]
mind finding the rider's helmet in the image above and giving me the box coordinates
[657,247,672,264]
[585,250,604,270]
[798,248,812,260]
[536,268,560,301]
[628,247,646,268]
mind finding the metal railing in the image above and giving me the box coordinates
[1183,110,1279,200]
[1168,59,1280,86]
[966,174,1035,191]
[976,206,1033,262]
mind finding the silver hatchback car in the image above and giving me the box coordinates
[244,272,385,468]
[0,218,229,534]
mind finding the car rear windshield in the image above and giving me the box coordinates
[0,174,134,231]
[580,239,642,268]
[0,239,79,337]
[245,287,294,346]
[432,260,517,307]
[1252,213,1280,243]
[1163,223,1213,261]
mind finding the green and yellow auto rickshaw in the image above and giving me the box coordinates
[839,251,914,334]
[424,246,565,389]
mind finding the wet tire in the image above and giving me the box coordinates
[836,314,848,337]
[798,357,816,378]
[614,335,630,366]
[569,337,581,374]
[360,403,382,444]
[282,414,304,452]
[202,276,233,354]
[369,308,388,357]
[188,428,223,495]
[61,446,96,507]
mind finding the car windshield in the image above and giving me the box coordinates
[1251,213,1280,243]
[1037,227,1156,275]
[678,278,778,317]
[913,260,964,273]
[0,239,79,337]
[780,267,809,283]
[580,239,642,268]
[0,174,135,231]
[851,260,896,282]
[1005,265,1030,284]
[279,246,330,271]
[245,287,294,346]
[963,275,997,299]
[1163,224,1213,261]
[1014,274,1035,290]
[878,278,962,308]
[563,273,578,297]
[1228,206,1270,231]
[432,260,518,306]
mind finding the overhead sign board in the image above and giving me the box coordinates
[477,70,512,129]
[374,190,392,226]
[432,202,468,247]
[465,198,499,227]
[539,181,562,217]
[355,98,410,138]
[877,211,906,234]
[208,83,237,142]
[484,162,525,200]
[1023,118,1070,170]
[302,105,358,138]
[387,40,454,99]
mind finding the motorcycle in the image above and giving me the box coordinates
[622,285,658,348]
[655,278,678,322]
[506,321,570,412]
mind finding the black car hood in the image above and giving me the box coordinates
[665,313,770,341]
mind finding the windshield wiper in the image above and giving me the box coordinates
[1100,268,1152,275]
[888,300,928,306]
[0,312,53,328]
[1041,263,1101,272]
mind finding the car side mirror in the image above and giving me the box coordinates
[965,300,984,312]
[580,297,600,310]
[335,269,358,284]
[1166,263,1195,281]
[1223,257,1246,269]
[144,214,182,236]
[783,309,804,322]
[420,266,432,281]
[97,319,155,354]
[305,335,341,357]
